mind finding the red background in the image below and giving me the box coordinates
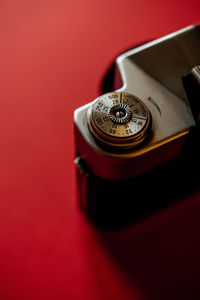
[0,1,200,299]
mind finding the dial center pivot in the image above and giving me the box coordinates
[115,109,125,118]
[109,103,132,124]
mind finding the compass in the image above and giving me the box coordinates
[87,92,152,151]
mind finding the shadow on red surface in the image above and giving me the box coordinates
[97,190,200,299]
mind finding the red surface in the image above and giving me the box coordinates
[0,1,200,299]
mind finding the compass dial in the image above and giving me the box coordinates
[87,92,152,151]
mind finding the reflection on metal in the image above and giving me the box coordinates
[74,25,200,225]
[87,92,152,151]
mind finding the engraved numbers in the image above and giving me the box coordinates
[96,117,103,126]
[96,102,103,111]
[88,91,151,150]
[92,92,149,138]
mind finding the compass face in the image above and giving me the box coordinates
[87,92,152,151]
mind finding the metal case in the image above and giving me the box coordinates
[74,25,200,228]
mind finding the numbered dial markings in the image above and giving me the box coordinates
[87,92,152,151]
[91,92,150,139]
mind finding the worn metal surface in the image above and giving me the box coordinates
[74,25,200,180]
